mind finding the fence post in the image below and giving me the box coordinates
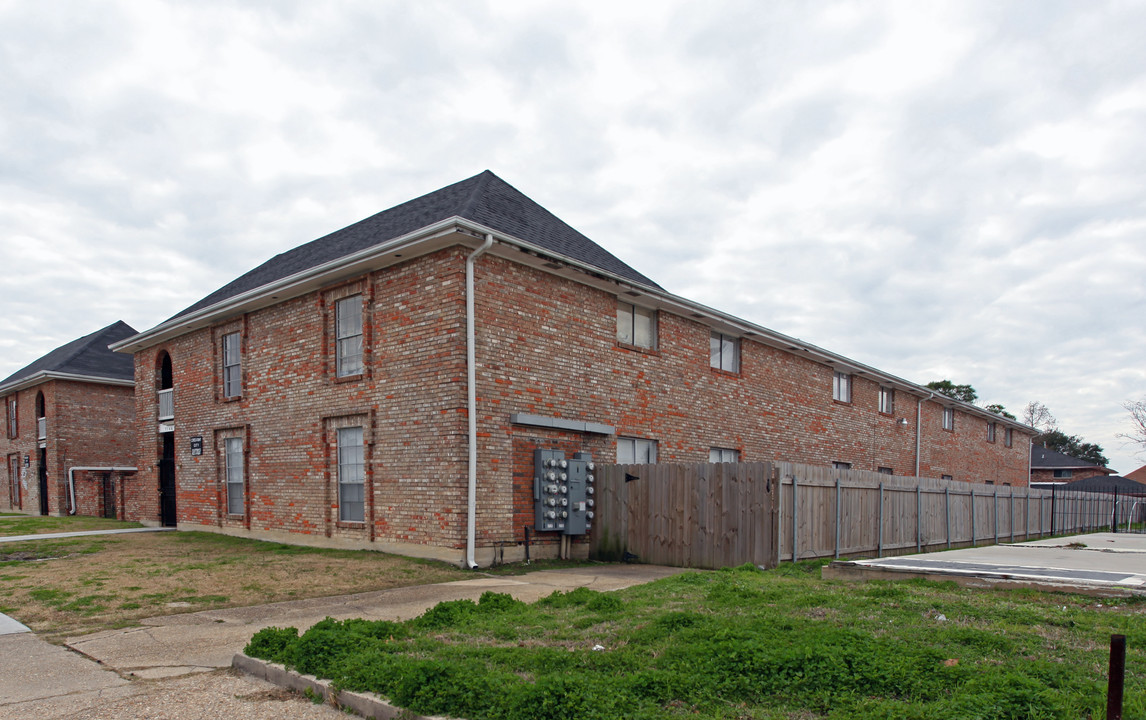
[916,485,922,553]
[1025,490,1030,541]
[945,486,951,548]
[1051,486,1056,537]
[1009,488,1015,543]
[834,478,841,559]
[994,488,999,545]
[971,489,976,547]
[792,476,798,563]
[878,482,884,558]
[1111,489,1118,534]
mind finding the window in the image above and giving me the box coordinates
[986,422,996,443]
[616,302,656,349]
[832,372,852,403]
[832,461,852,470]
[878,386,894,414]
[709,447,739,463]
[222,332,242,398]
[225,437,244,515]
[710,332,740,373]
[878,467,894,475]
[1004,428,1013,448]
[338,426,365,522]
[5,396,16,438]
[1052,469,1073,479]
[35,392,45,440]
[941,407,954,431]
[335,296,364,377]
[617,437,658,464]
[941,474,953,481]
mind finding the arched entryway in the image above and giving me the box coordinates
[157,351,177,527]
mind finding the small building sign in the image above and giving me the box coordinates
[190,436,203,456]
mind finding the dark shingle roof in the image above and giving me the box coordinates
[0,321,137,389]
[1063,475,1146,494]
[171,171,659,321]
[1030,445,1111,472]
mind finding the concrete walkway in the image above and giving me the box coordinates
[0,526,174,544]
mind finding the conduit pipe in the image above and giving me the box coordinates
[67,466,137,515]
[465,234,495,569]
[915,393,933,477]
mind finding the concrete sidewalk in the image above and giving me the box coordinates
[0,526,174,544]
[67,564,687,678]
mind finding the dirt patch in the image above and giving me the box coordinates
[0,530,469,641]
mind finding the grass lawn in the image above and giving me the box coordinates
[246,562,1145,720]
[0,516,470,641]
[0,514,145,536]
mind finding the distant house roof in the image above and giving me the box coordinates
[1126,465,1146,484]
[0,321,137,393]
[1063,475,1146,494]
[170,170,659,322]
[1030,445,1113,474]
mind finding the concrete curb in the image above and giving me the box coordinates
[232,652,452,720]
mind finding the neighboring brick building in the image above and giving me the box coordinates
[1,322,137,517]
[1029,445,1115,485]
[112,171,1034,565]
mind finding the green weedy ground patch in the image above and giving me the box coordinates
[246,564,1145,720]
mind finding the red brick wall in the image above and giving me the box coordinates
[122,245,1033,561]
[0,380,135,515]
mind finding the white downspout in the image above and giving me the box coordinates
[67,466,138,515]
[915,393,933,478]
[465,234,494,569]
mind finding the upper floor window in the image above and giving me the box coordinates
[1052,469,1073,479]
[617,436,658,465]
[616,301,656,349]
[5,396,15,439]
[878,467,894,475]
[710,332,740,373]
[941,474,953,481]
[336,295,364,378]
[941,407,955,431]
[986,422,997,443]
[225,437,244,515]
[338,426,365,522]
[222,332,242,399]
[878,386,894,414]
[833,372,852,403]
[1004,428,1013,448]
[832,461,852,470]
[709,447,739,463]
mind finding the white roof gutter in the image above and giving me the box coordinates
[0,371,134,396]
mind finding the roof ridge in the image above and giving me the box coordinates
[456,170,496,219]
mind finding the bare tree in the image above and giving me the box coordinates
[1021,401,1057,433]
[1117,398,1146,458]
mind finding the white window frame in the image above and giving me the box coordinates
[616,301,657,349]
[832,461,852,470]
[941,474,954,481]
[833,372,852,403]
[878,386,894,414]
[224,437,244,515]
[222,332,242,398]
[338,426,365,522]
[1004,428,1013,448]
[986,422,996,443]
[335,295,364,378]
[709,447,739,463]
[710,332,740,373]
[942,407,955,431]
[877,466,894,475]
[6,396,16,439]
[617,437,658,465]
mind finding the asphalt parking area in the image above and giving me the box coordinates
[823,532,1146,595]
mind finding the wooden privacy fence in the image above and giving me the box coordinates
[779,463,1144,562]
[588,459,1144,570]
[589,462,779,570]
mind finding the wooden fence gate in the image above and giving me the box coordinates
[589,462,779,569]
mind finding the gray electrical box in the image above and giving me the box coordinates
[533,449,596,535]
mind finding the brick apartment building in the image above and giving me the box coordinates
[2,322,137,517]
[111,172,1034,565]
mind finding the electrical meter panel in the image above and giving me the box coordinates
[533,449,595,536]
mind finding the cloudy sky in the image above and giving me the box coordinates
[2,1,1144,473]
